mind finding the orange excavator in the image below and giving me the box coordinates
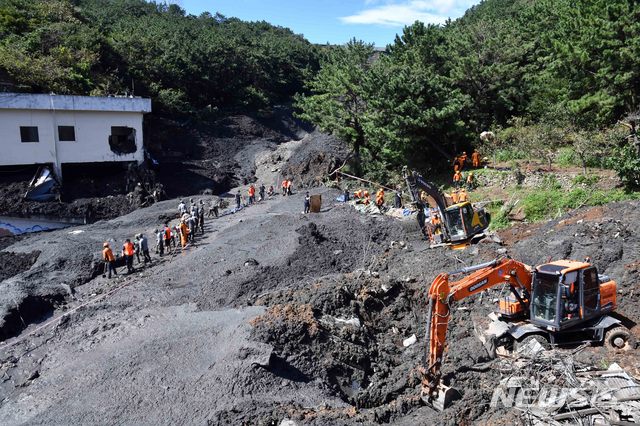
[422,257,632,410]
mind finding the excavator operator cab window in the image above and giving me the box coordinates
[446,207,467,239]
[560,271,580,322]
[531,272,560,326]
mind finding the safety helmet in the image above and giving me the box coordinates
[103,242,109,247]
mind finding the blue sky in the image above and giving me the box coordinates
[174,0,480,47]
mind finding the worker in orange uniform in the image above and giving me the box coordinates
[451,189,460,204]
[459,152,468,169]
[102,242,117,279]
[164,224,172,254]
[466,172,476,190]
[431,214,443,243]
[248,184,256,204]
[453,170,463,188]
[281,179,288,196]
[354,189,363,199]
[375,188,385,210]
[286,179,293,195]
[363,190,370,205]
[179,219,189,248]
[472,150,481,168]
[458,188,469,202]
[122,238,135,274]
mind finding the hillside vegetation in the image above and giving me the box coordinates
[0,0,319,114]
[296,0,640,186]
[1,0,639,188]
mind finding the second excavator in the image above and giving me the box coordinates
[421,257,633,410]
[403,167,490,249]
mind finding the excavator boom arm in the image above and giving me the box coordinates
[422,258,533,403]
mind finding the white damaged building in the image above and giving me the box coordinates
[0,93,152,181]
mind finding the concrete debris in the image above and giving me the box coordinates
[402,334,417,347]
[493,350,640,425]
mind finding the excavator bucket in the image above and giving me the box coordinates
[422,383,460,411]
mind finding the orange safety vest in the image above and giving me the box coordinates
[103,247,115,262]
[451,192,459,203]
[472,152,480,167]
[282,180,287,188]
[123,242,135,256]
[165,227,171,239]
[453,172,462,182]
[458,191,469,202]
[432,216,441,225]
[248,186,255,196]
[354,190,363,199]
[375,190,384,206]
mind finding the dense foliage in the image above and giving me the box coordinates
[0,0,319,113]
[296,0,640,181]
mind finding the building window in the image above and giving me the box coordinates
[109,126,137,154]
[58,126,76,141]
[20,126,39,143]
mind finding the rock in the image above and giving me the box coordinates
[244,258,259,267]
[403,334,417,347]
[280,419,297,426]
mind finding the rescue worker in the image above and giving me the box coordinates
[472,149,481,168]
[453,170,463,188]
[208,199,219,218]
[459,152,468,169]
[431,214,442,244]
[179,219,189,248]
[102,242,117,279]
[235,190,241,210]
[198,200,205,234]
[354,189,364,200]
[134,234,142,264]
[363,190,371,205]
[155,229,164,256]
[286,179,293,196]
[394,191,402,208]
[259,184,266,201]
[187,215,196,242]
[304,192,311,214]
[178,200,186,215]
[451,189,460,204]
[458,188,469,203]
[248,184,256,204]
[138,233,151,263]
[281,179,288,196]
[122,238,135,274]
[164,224,172,253]
[466,172,476,190]
[268,185,275,197]
[375,188,385,209]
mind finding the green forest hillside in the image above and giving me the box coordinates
[1,0,639,187]
[0,0,319,113]
[296,0,640,186]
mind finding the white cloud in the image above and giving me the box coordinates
[340,0,477,27]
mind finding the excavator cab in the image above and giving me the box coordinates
[443,202,490,243]
[529,261,617,332]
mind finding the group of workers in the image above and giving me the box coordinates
[352,188,390,209]
[453,149,482,189]
[236,182,278,210]
[101,177,311,278]
[102,232,152,278]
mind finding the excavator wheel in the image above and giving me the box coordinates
[604,326,636,351]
